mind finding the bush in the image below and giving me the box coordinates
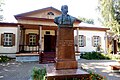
[81,52,110,60]
[32,67,46,80]
[0,55,11,62]
[105,54,120,60]
[88,70,107,80]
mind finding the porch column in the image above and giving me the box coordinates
[39,26,42,52]
[104,32,108,54]
[76,28,79,52]
[17,25,21,52]
[113,36,118,54]
[20,27,25,52]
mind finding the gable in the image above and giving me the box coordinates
[15,7,62,19]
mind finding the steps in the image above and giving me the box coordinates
[40,52,56,63]
[16,53,39,62]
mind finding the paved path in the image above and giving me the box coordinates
[78,59,120,80]
[0,60,46,80]
[0,59,120,80]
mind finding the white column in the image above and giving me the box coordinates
[39,26,42,52]
[76,28,79,52]
[17,25,21,52]
[105,32,108,54]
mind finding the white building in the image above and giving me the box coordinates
[0,7,109,61]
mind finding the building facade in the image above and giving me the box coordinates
[0,7,109,59]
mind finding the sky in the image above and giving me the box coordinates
[2,0,100,24]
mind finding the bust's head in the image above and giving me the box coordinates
[61,5,68,15]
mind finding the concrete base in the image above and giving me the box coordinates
[16,53,39,62]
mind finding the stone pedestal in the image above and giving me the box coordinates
[55,27,78,69]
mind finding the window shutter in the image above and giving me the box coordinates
[26,34,29,45]
[1,34,4,46]
[74,36,77,46]
[36,35,39,45]
[92,36,94,47]
[99,36,101,45]
[12,34,15,46]
[84,36,86,46]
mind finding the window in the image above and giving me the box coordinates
[26,33,39,46]
[1,33,15,47]
[47,12,54,15]
[47,12,54,19]
[46,31,50,35]
[92,36,101,47]
[78,35,86,47]
[29,34,36,45]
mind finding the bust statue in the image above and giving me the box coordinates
[54,5,76,27]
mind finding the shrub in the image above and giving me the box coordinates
[0,55,11,62]
[32,67,46,80]
[80,52,110,60]
[105,54,120,60]
[88,70,107,80]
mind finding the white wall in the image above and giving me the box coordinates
[0,27,18,54]
[74,30,106,52]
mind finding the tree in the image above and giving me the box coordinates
[98,0,120,34]
[78,16,94,24]
[0,0,4,21]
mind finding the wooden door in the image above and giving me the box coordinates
[44,35,56,52]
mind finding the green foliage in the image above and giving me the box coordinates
[0,55,11,62]
[98,0,120,34]
[32,67,46,80]
[88,70,107,80]
[105,54,120,60]
[80,52,110,60]
[78,16,94,24]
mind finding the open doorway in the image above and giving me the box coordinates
[44,35,56,52]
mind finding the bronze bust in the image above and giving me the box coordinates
[54,5,76,27]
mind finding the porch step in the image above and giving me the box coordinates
[40,52,56,64]
[16,53,39,62]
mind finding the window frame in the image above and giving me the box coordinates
[78,35,86,47]
[2,33,14,47]
[27,33,39,46]
[92,36,101,47]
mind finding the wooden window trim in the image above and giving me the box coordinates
[1,33,15,47]
[92,36,101,47]
[79,35,86,47]
[26,33,39,46]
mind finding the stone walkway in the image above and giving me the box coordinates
[0,59,120,80]
[0,60,45,80]
[78,59,120,80]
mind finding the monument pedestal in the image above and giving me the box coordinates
[46,64,90,80]
[55,27,78,69]
[56,60,78,69]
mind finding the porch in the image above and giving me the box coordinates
[16,45,56,63]
[16,24,80,62]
